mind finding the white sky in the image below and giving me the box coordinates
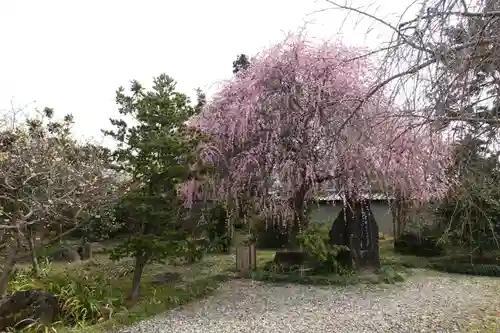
[0,0,416,147]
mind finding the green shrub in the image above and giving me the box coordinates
[431,262,500,277]
[297,222,350,274]
[297,223,330,260]
[261,251,311,274]
[378,266,406,283]
[432,144,500,255]
[49,273,120,325]
[251,268,406,285]
[262,260,285,274]
[178,235,210,264]
[32,241,83,261]
[394,230,446,257]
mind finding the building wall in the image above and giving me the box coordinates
[309,201,430,236]
[309,201,394,235]
[185,200,429,236]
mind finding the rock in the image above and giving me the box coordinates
[329,198,380,270]
[77,243,93,260]
[48,248,81,263]
[0,289,58,331]
[151,272,182,285]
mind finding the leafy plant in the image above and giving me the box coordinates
[433,136,500,257]
[78,208,126,242]
[8,264,122,329]
[48,271,120,325]
[178,235,210,264]
[5,320,61,333]
[297,223,330,262]
[297,222,350,274]
[378,266,406,284]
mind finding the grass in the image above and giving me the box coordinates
[60,273,232,333]
[10,252,236,333]
[84,254,234,332]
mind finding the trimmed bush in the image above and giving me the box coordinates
[428,255,500,276]
[431,262,500,277]
[262,251,313,274]
[252,266,407,285]
[394,232,445,257]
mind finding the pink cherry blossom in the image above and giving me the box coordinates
[182,33,453,224]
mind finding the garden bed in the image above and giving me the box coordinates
[427,255,500,277]
[9,253,236,333]
[249,265,408,286]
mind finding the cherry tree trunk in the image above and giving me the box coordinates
[0,235,21,297]
[26,226,40,276]
[390,191,410,239]
[288,191,308,249]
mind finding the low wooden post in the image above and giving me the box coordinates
[236,243,256,276]
[81,243,93,260]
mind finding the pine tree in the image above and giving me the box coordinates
[103,74,205,303]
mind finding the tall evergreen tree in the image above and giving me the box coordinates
[103,74,205,303]
[232,54,250,74]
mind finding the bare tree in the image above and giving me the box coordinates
[320,0,500,133]
[0,108,118,295]
[318,0,500,244]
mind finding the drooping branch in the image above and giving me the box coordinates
[183,33,453,228]
[320,0,500,134]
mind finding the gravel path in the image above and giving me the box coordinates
[119,271,500,333]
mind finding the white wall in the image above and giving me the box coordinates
[309,201,394,235]
[309,201,431,236]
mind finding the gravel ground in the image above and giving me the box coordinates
[119,271,500,333]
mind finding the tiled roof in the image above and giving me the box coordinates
[314,193,393,201]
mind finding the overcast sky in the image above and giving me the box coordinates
[0,0,415,146]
